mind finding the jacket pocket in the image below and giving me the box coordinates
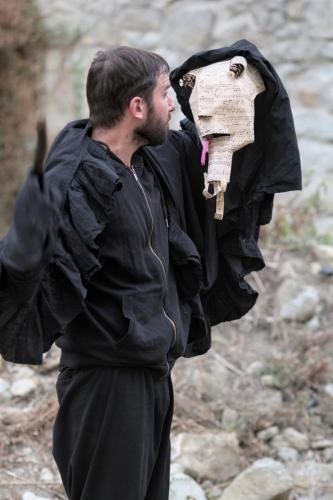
[116,291,174,363]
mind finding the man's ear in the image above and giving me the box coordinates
[128,96,148,121]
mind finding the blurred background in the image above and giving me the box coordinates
[1,1,333,499]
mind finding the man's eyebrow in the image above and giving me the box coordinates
[163,84,171,90]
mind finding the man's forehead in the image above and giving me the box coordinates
[157,72,171,88]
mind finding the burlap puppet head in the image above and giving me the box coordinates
[179,56,266,220]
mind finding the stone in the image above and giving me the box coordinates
[293,70,333,113]
[170,463,184,474]
[305,315,321,331]
[177,360,232,402]
[20,447,33,456]
[169,470,207,500]
[271,435,289,450]
[257,426,279,442]
[294,108,333,143]
[222,408,239,431]
[22,493,51,500]
[290,461,333,490]
[261,374,282,389]
[0,377,11,402]
[221,458,293,500]
[323,448,333,462]
[12,366,35,379]
[213,12,260,47]
[283,428,310,451]
[277,446,299,462]
[11,378,38,398]
[124,31,161,50]
[246,361,265,376]
[276,279,301,309]
[304,450,315,461]
[305,0,333,39]
[162,4,214,53]
[314,218,333,241]
[198,368,233,402]
[266,36,318,63]
[171,432,242,482]
[311,244,333,266]
[324,384,333,397]
[279,283,321,322]
[114,7,162,32]
[246,390,283,420]
[277,259,305,282]
[40,467,54,482]
[311,439,333,450]
[320,265,333,277]
[36,0,116,45]
[206,485,224,499]
[310,261,323,276]
[238,317,254,335]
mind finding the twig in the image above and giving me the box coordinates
[211,351,245,376]
[0,481,62,486]
[38,360,60,374]
[0,474,66,500]
[252,271,266,294]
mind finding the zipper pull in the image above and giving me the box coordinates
[165,217,169,229]
[130,165,139,182]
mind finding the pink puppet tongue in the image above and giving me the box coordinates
[201,139,210,166]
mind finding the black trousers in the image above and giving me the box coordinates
[52,366,174,500]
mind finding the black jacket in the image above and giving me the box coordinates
[0,120,209,371]
[0,40,301,367]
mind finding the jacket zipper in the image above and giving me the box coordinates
[129,165,177,349]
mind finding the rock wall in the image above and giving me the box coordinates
[36,0,333,232]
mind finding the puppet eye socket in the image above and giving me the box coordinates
[182,74,196,89]
[229,63,245,77]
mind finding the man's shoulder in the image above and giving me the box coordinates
[44,119,112,204]
[45,119,90,171]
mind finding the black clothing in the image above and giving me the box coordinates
[53,366,173,500]
[0,39,303,500]
[57,142,194,378]
[0,39,302,368]
[0,123,207,368]
[170,39,302,328]
[1,172,61,276]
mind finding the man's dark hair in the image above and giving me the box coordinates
[86,46,170,128]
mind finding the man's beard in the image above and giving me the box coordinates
[134,107,169,146]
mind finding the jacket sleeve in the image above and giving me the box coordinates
[0,157,121,365]
[0,248,54,364]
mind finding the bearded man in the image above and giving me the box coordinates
[0,42,301,499]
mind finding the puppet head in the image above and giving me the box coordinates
[179,56,265,219]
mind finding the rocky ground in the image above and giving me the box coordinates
[1,232,333,499]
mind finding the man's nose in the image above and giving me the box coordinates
[168,96,175,112]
